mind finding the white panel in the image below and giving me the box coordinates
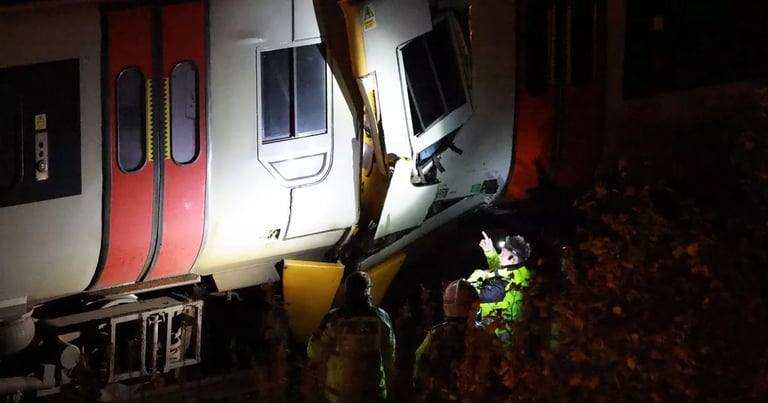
[293,0,320,41]
[0,6,102,302]
[210,243,330,291]
[214,0,292,47]
[286,141,358,238]
[286,79,358,238]
[374,159,438,239]
[271,153,327,181]
[212,264,281,291]
[198,0,294,273]
[360,0,432,157]
[197,0,357,276]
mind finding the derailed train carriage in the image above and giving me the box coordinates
[2,0,764,396]
[0,0,516,394]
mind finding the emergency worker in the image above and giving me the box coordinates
[414,279,483,402]
[467,231,531,341]
[307,271,396,403]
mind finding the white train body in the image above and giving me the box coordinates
[0,0,514,309]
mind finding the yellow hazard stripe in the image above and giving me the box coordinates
[164,77,171,160]
[146,79,154,162]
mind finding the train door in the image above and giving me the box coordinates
[144,1,206,281]
[554,0,605,187]
[505,0,605,200]
[94,1,206,287]
[506,0,557,200]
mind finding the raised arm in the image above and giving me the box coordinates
[479,231,500,271]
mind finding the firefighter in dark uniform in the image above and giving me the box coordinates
[307,271,396,403]
[413,279,483,402]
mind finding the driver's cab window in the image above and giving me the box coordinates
[399,14,471,154]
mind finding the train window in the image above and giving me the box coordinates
[260,44,327,142]
[570,0,595,87]
[401,18,467,136]
[116,68,146,172]
[170,62,199,164]
[295,45,327,135]
[261,48,291,141]
[525,1,550,96]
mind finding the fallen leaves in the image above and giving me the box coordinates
[626,355,637,370]
[569,349,589,362]
[449,129,768,402]
[685,243,699,257]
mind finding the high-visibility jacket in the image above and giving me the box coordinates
[468,249,530,325]
[307,302,396,403]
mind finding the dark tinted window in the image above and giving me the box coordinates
[261,48,292,140]
[295,45,327,135]
[261,44,328,142]
[402,39,442,131]
[0,59,82,207]
[407,91,423,134]
[525,1,550,95]
[116,68,146,172]
[571,0,595,87]
[170,62,199,164]
[401,18,467,135]
[428,20,466,111]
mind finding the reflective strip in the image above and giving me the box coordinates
[163,77,171,160]
[146,79,154,162]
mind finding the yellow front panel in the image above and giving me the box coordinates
[367,252,406,306]
[282,259,345,343]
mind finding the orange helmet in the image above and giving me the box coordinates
[443,279,479,318]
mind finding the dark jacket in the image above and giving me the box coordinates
[413,317,484,401]
[307,299,396,403]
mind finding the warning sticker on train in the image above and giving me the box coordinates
[35,114,47,131]
[363,5,376,31]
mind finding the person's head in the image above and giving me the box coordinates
[498,235,531,268]
[442,279,479,318]
[344,270,373,305]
